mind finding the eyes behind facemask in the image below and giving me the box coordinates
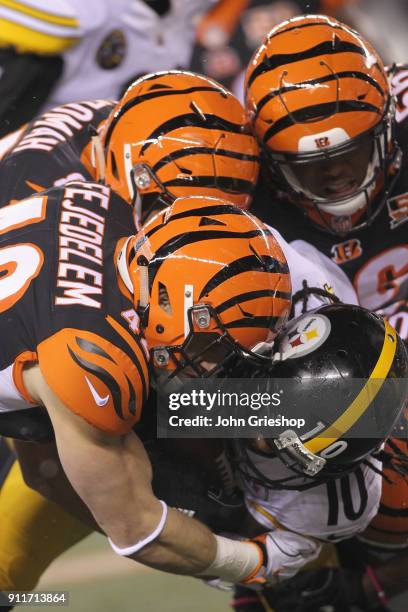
[276,136,376,203]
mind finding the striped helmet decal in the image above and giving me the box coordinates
[245,14,389,152]
[129,196,292,352]
[100,70,260,211]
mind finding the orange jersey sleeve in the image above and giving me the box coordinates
[37,327,148,435]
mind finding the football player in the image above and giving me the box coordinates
[230,304,407,611]
[231,305,408,592]
[245,14,407,343]
[0,190,359,601]
[0,183,301,595]
[0,68,261,592]
[0,0,218,135]
[238,13,408,611]
[128,207,407,594]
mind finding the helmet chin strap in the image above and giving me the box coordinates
[184,284,194,339]
[91,134,106,181]
[139,266,149,308]
[316,153,379,217]
[123,143,135,203]
[317,188,370,217]
[134,191,143,224]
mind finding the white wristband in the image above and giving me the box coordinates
[108,500,168,557]
[198,535,262,583]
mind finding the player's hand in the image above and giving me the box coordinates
[240,531,321,589]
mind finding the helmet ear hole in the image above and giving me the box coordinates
[337,349,348,358]
[110,151,119,180]
[158,282,172,314]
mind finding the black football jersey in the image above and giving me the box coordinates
[0,99,114,206]
[252,65,408,341]
[0,181,148,434]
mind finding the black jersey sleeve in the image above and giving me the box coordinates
[0,99,114,206]
[0,181,147,435]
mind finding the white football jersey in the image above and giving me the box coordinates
[0,0,214,109]
[268,226,359,313]
[243,452,382,580]
[238,231,371,581]
[0,365,33,414]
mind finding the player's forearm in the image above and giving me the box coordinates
[55,431,262,579]
[47,423,215,573]
[131,506,217,573]
[15,436,216,573]
[26,367,263,579]
[76,434,222,573]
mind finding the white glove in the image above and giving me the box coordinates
[241,531,321,586]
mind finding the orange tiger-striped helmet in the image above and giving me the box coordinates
[117,196,291,384]
[360,437,408,549]
[245,14,401,235]
[97,70,260,223]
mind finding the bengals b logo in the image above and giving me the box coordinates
[314,136,330,148]
[387,193,408,229]
[331,239,363,265]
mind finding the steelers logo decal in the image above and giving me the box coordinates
[276,314,331,360]
[96,30,126,70]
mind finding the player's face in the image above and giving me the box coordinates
[291,137,373,200]
[181,332,233,378]
[152,332,235,390]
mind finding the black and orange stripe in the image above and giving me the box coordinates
[200,255,289,297]
[103,84,220,150]
[256,70,385,116]
[38,327,147,435]
[247,39,371,89]
[100,70,260,211]
[245,14,389,151]
[263,100,382,143]
[145,203,247,238]
[68,340,127,420]
[106,314,149,404]
[148,228,273,290]
[152,146,259,174]
[67,332,148,421]
[130,196,292,353]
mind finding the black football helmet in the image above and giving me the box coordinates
[230,304,408,490]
